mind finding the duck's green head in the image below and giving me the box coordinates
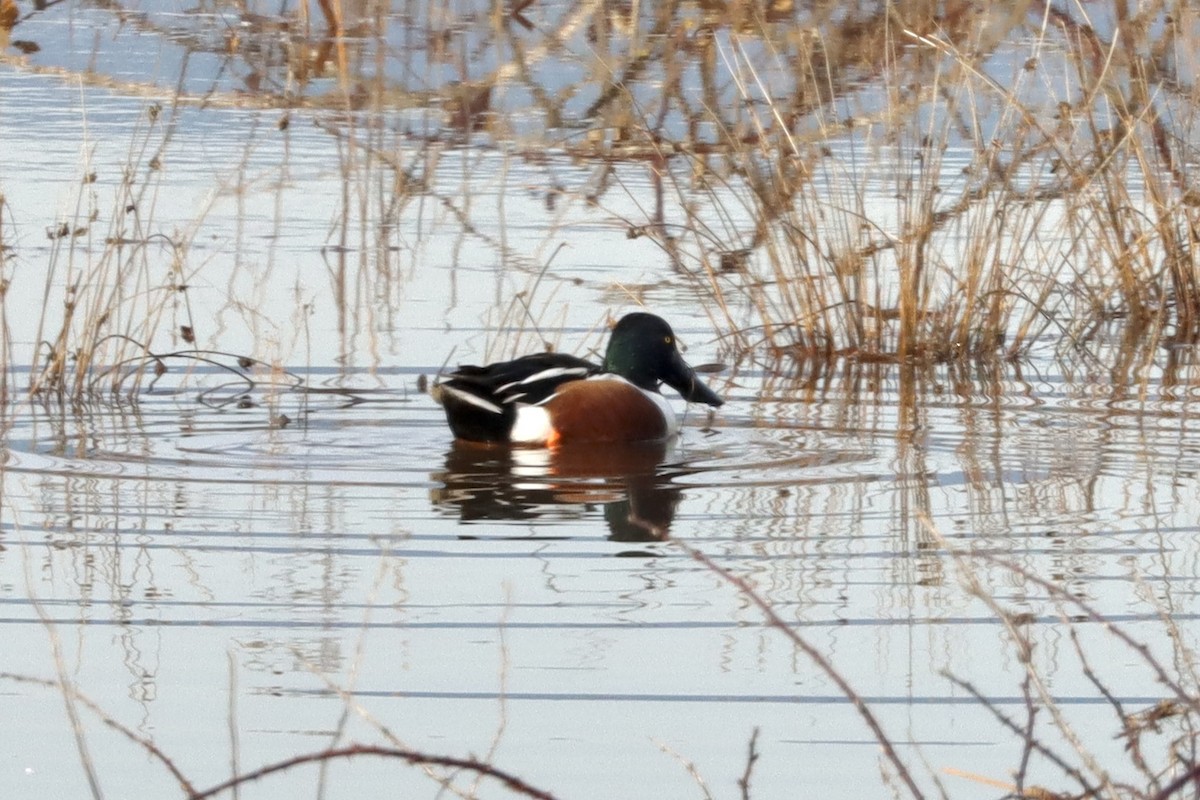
[603,313,723,407]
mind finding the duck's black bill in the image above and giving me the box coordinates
[665,350,724,407]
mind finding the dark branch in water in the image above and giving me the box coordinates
[674,540,934,800]
[187,744,560,800]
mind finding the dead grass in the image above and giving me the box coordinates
[5,1,1199,393]
[670,523,1200,800]
[589,1,1200,371]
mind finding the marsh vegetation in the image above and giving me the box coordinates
[3,1,1200,798]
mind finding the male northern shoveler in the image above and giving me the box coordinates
[432,312,723,446]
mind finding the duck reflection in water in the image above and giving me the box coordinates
[430,439,686,543]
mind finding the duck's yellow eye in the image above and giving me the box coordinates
[664,336,673,345]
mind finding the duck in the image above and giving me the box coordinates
[432,312,723,446]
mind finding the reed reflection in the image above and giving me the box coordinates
[430,440,686,543]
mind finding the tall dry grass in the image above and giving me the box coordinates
[542,0,1200,372]
[7,1,1199,392]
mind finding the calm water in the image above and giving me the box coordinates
[4,355,1198,799]
[3,2,1200,799]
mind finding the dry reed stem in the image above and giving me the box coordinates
[669,539,934,800]
[737,727,760,800]
[226,651,241,800]
[645,492,1200,800]
[187,745,559,800]
[941,766,1069,800]
[4,663,555,800]
[470,583,514,797]
[0,671,197,794]
[922,513,1200,798]
[651,737,715,800]
[12,2,1200,391]
[296,666,477,800]
[291,553,478,799]
[16,513,104,799]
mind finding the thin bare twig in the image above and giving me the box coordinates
[738,727,760,800]
[187,745,559,800]
[673,540,932,800]
[0,672,196,794]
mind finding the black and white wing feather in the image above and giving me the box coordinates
[433,353,599,441]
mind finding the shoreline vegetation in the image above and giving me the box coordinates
[1,1,1199,397]
[2,1,1200,798]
